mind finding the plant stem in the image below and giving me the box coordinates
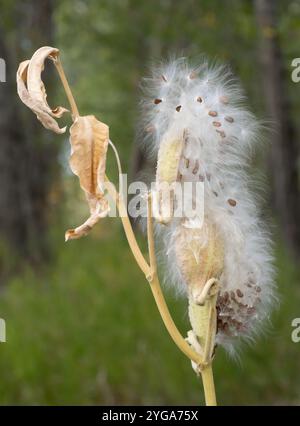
[52,56,216,403]
[201,365,217,406]
[146,193,204,364]
[53,56,79,118]
[105,179,204,365]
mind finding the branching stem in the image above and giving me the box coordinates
[56,60,217,405]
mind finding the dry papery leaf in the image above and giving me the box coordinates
[16,46,68,134]
[65,115,110,241]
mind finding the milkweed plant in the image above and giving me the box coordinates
[16,47,276,406]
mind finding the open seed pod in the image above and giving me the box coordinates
[155,128,185,224]
[174,221,224,304]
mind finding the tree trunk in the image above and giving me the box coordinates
[0,0,58,267]
[254,0,300,257]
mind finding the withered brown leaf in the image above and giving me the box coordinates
[65,115,110,241]
[16,46,68,134]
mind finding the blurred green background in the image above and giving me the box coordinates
[0,0,300,405]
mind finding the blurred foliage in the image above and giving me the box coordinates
[1,0,300,405]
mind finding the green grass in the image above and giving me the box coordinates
[0,220,299,405]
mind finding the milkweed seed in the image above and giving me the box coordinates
[225,116,234,123]
[176,105,182,112]
[161,75,167,82]
[154,98,162,104]
[236,289,243,298]
[213,121,221,127]
[209,110,218,117]
[228,198,237,207]
[197,96,203,103]
[230,291,236,300]
[192,160,199,174]
[216,129,226,138]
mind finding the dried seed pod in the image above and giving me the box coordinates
[174,222,224,303]
[139,56,275,352]
[155,129,185,224]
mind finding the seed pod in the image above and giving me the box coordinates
[155,129,185,224]
[174,221,224,303]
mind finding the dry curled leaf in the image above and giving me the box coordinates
[16,46,68,133]
[65,115,110,241]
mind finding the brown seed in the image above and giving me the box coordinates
[154,98,162,104]
[230,291,236,300]
[223,291,229,302]
[196,96,203,103]
[213,191,218,197]
[216,129,226,138]
[220,95,229,104]
[225,116,234,123]
[192,160,199,174]
[176,105,182,112]
[236,289,243,298]
[213,121,221,127]
[208,110,218,117]
[228,198,237,207]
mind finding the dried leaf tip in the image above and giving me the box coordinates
[16,46,68,134]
